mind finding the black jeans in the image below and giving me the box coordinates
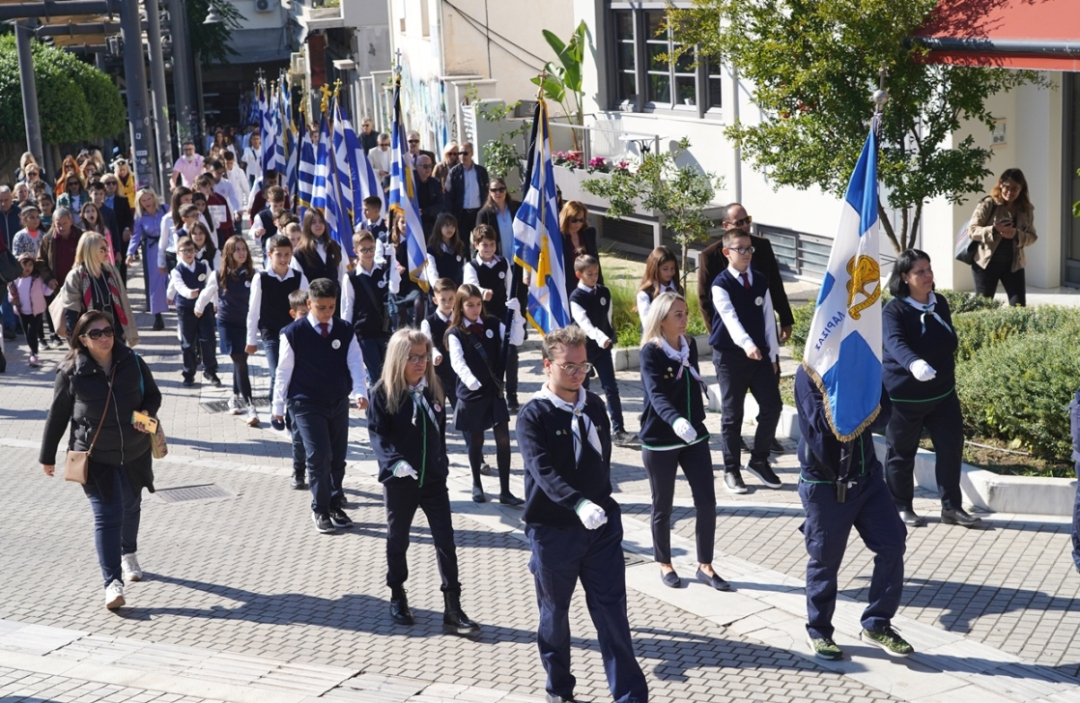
[177,306,217,379]
[884,390,964,511]
[971,260,1026,306]
[19,313,42,355]
[712,349,781,471]
[583,347,625,432]
[384,480,461,592]
[642,441,715,564]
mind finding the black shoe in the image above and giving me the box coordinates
[204,371,222,387]
[443,592,481,637]
[941,507,982,527]
[271,416,286,431]
[661,569,680,588]
[390,588,414,625]
[152,314,165,331]
[770,439,785,454]
[724,471,749,495]
[472,486,487,503]
[290,473,307,490]
[546,695,577,703]
[480,463,495,476]
[898,509,925,527]
[612,429,640,447]
[498,493,524,507]
[312,512,336,534]
[39,338,50,350]
[182,376,196,387]
[696,567,732,592]
[745,459,782,489]
[507,394,520,412]
[329,507,353,528]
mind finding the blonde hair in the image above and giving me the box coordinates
[134,188,161,219]
[640,292,687,349]
[74,231,109,279]
[379,329,444,414]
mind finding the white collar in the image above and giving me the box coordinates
[357,260,378,276]
[266,266,295,281]
[436,309,452,323]
[533,385,602,462]
[476,255,500,268]
[178,258,199,271]
[904,292,937,311]
[576,282,595,293]
[726,264,751,283]
[305,312,331,331]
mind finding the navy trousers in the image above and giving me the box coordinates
[884,391,964,511]
[583,347,625,432]
[358,336,389,387]
[642,441,716,565]
[713,349,781,471]
[266,337,306,475]
[177,306,217,379]
[289,396,350,514]
[1073,462,1080,573]
[87,466,142,588]
[384,480,461,592]
[798,469,907,640]
[526,510,648,703]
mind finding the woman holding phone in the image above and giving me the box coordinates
[966,168,1037,307]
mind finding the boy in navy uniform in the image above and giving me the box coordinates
[342,230,399,384]
[421,278,459,410]
[794,365,912,661]
[517,326,648,703]
[272,278,369,534]
[709,228,782,493]
[169,236,220,387]
[568,255,637,447]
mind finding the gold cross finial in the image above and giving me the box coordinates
[319,83,332,112]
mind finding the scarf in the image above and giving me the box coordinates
[657,335,709,394]
[904,294,953,336]
[534,385,602,464]
[80,267,128,326]
[409,378,439,430]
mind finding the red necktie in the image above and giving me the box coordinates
[319,322,329,338]
[740,272,751,290]
[468,322,485,337]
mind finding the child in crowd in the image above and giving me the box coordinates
[13,205,45,257]
[282,221,303,257]
[169,236,221,387]
[292,210,347,285]
[422,277,459,411]
[709,228,782,493]
[342,230,400,385]
[358,195,390,258]
[569,254,637,447]
[7,253,55,367]
[188,221,221,270]
[37,192,54,230]
[463,225,519,410]
[272,278,369,534]
[250,186,288,258]
[446,283,524,505]
[426,213,466,287]
[636,245,683,325]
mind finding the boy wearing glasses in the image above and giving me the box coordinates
[517,326,649,703]
[170,236,220,388]
[709,228,782,494]
[342,230,400,384]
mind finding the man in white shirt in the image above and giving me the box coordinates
[368,133,392,187]
[242,133,264,186]
[223,150,251,212]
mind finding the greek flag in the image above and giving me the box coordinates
[802,125,883,441]
[297,126,315,221]
[259,83,276,173]
[332,98,381,230]
[512,100,570,335]
[388,79,428,293]
[281,80,298,195]
[273,87,286,176]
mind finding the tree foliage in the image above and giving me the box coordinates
[668,0,1045,252]
[188,0,244,65]
[531,22,587,128]
[0,35,124,144]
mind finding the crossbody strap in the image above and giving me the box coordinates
[466,330,504,388]
[87,366,118,456]
[355,270,390,333]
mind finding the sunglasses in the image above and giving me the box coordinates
[460,151,472,156]
[81,326,115,340]
[568,217,586,224]
[408,139,420,144]
[724,216,752,227]
[490,187,507,193]
[448,151,459,156]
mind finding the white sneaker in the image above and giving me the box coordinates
[121,553,143,582]
[228,395,243,415]
[246,405,261,427]
[105,580,125,609]
[28,354,40,367]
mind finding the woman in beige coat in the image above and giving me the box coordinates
[966,168,1037,307]
[60,231,139,345]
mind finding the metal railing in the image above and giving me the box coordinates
[535,119,662,167]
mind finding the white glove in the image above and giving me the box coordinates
[467,377,482,391]
[392,462,418,479]
[673,418,697,443]
[910,359,937,382]
[507,298,521,313]
[575,499,608,530]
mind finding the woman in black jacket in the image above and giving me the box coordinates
[882,250,979,528]
[39,310,162,609]
[367,328,480,636]
[559,200,602,299]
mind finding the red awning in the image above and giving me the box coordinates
[914,0,1080,71]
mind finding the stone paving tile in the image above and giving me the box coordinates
[0,666,223,703]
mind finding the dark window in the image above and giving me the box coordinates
[614,10,637,104]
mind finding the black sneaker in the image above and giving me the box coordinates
[204,371,222,387]
[770,439,785,454]
[746,459,782,488]
[724,471,748,495]
[312,512,336,534]
[612,430,640,447]
[507,394,520,412]
[182,376,196,387]
[329,507,353,528]
[290,473,307,490]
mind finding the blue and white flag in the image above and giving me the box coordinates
[310,112,349,256]
[273,88,286,175]
[512,99,570,335]
[802,125,883,441]
[297,126,315,221]
[388,79,429,293]
[259,83,277,173]
[332,98,381,230]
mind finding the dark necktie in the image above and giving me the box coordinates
[468,322,485,337]
[319,322,329,338]
[740,272,751,290]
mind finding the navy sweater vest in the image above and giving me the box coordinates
[348,265,392,339]
[448,316,501,403]
[429,244,465,285]
[295,247,336,283]
[176,261,210,310]
[216,270,250,325]
[258,272,301,339]
[282,318,354,404]
[569,284,614,354]
[469,257,510,320]
[708,269,770,357]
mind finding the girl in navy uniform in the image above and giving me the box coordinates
[292,209,347,288]
[342,230,400,384]
[636,245,683,326]
[188,222,221,270]
[425,213,466,287]
[422,277,460,409]
[169,236,220,387]
[201,235,259,425]
[638,292,727,591]
[446,283,524,504]
[367,328,481,636]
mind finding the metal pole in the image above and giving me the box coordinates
[119,0,158,191]
[166,0,196,148]
[14,21,44,166]
[144,0,173,190]
[94,51,114,161]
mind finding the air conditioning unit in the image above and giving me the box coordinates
[255,0,273,12]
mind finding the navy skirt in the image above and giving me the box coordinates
[217,320,247,355]
[453,394,509,433]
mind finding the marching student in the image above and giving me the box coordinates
[367,328,481,636]
[169,236,220,388]
[446,283,524,505]
[638,292,727,591]
[636,245,683,325]
[342,230,400,384]
[194,173,234,249]
[421,277,459,410]
[250,185,288,258]
[199,235,259,425]
[569,254,637,447]
[425,213,466,287]
[292,210,348,289]
[357,195,390,258]
[517,325,649,703]
[463,224,521,411]
[188,221,221,270]
[272,277,369,534]
[709,228,782,493]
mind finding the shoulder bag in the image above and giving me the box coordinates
[64,366,117,484]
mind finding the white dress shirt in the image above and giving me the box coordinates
[214,178,242,214]
[245,267,309,346]
[420,309,452,365]
[447,316,525,391]
[570,282,613,348]
[340,260,401,324]
[289,240,350,282]
[636,281,679,324]
[226,164,251,207]
[462,255,513,303]
[272,312,368,417]
[368,146,391,177]
[710,265,780,363]
[168,259,209,303]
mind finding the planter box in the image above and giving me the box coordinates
[553,165,613,210]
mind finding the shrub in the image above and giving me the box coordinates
[608,277,707,348]
[953,305,1080,363]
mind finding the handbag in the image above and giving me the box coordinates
[954,229,978,265]
[134,352,167,459]
[64,366,117,484]
[49,293,68,339]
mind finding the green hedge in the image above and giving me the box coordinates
[609,278,707,348]
[953,305,1080,363]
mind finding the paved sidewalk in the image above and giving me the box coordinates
[0,263,1078,703]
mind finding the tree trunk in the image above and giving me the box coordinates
[906,204,923,251]
[877,198,902,253]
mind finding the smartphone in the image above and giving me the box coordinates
[132,411,158,434]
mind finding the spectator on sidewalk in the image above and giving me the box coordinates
[126,189,168,331]
[966,168,1037,307]
[173,140,204,188]
[37,208,81,341]
[40,310,162,610]
[559,201,601,301]
[61,231,138,346]
[368,133,392,188]
[443,142,488,237]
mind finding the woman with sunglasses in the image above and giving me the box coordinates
[60,232,138,345]
[56,173,86,214]
[559,201,602,300]
[39,310,162,610]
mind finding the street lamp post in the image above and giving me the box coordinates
[118,0,158,192]
[166,0,197,148]
[145,0,174,190]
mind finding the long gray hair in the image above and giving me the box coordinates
[380,328,444,414]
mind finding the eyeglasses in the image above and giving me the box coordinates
[568,217,585,224]
[407,354,430,364]
[358,246,376,254]
[81,326,115,340]
[553,361,593,377]
[728,246,755,256]
[490,187,507,193]
[724,216,752,228]
[178,247,195,253]
[460,150,472,156]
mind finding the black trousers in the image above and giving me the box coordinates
[884,390,964,511]
[384,480,461,592]
[971,260,1026,306]
[713,349,782,471]
[642,441,715,564]
[19,313,42,355]
[177,306,217,379]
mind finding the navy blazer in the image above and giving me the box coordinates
[444,163,489,217]
[638,339,709,448]
[367,381,448,487]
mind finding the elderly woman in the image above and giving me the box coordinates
[967,168,1037,307]
[61,232,138,345]
[39,310,161,609]
[433,141,460,191]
